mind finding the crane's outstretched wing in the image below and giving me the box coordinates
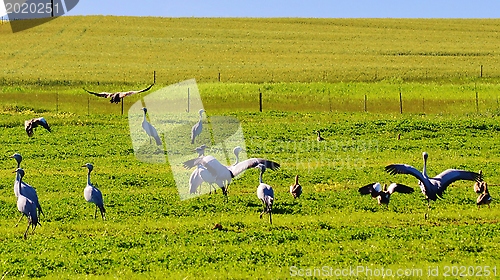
[386,183,414,194]
[433,169,482,188]
[83,88,113,98]
[359,183,378,195]
[24,117,51,137]
[229,158,280,177]
[385,164,427,182]
[118,83,155,98]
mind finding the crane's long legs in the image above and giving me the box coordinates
[269,212,272,225]
[94,206,98,219]
[15,214,24,227]
[23,221,30,239]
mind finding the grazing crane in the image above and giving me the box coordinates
[476,181,492,209]
[14,168,40,239]
[184,153,280,197]
[385,152,482,204]
[10,153,43,216]
[82,163,106,220]
[316,131,325,142]
[290,175,302,199]
[141,107,162,146]
[191,109,205,144]
[359,182,414,206]
[256,163,274,224]
[25,117,51,137]
[83,83,154,104]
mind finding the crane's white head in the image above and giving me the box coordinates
[373,182,382,192]
[13,167,25,178]
[10,153,23,165]
[82,163,94,172]
[198,109,205,117]
[422,152,428,160]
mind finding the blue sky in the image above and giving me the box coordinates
[1,0,500,18]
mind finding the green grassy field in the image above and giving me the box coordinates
[1,16,500,279]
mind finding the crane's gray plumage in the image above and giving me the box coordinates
[191,109,205,144]
[290,175,302,199]
[25,117,51,137]
[256,164,274,224]
[359,182,414,205]
[83,163,106,220]
[14,168,40,239]
[10,153,43,216]
[385,152,482,201]
[83,83,154,104]
[141,107,162,146]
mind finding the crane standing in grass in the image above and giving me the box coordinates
[14,168,40,239]
[82,163,106,220]
[256,163,274,224]
[10,153,43,217]
[141,107,162,146]
[191,109,205,144]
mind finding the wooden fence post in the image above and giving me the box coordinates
[259,90,263,112]
[187,88,190,113]
[399,91,403,114]
[364,94,367,112]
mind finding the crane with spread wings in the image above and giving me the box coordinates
[83,83,154,104]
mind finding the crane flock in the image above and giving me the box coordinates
[5,106,493,238]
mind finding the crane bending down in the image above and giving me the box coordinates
[83,83,154,104]
[10,153,43,217]
[184,152,280,197]
[141,107,162,146]
[385,152,482,204]
[191,109,205,144]
[25,117,51,137]
[256,163,274,224]
[82,163,106,220]
[14,168,40,239]
[359,182,414,206]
